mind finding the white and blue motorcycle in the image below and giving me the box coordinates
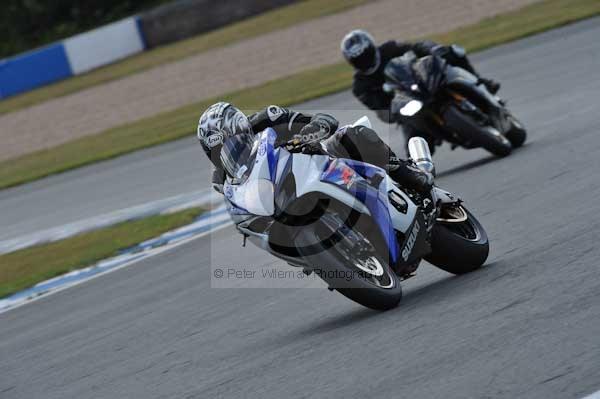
[221,117,489,310]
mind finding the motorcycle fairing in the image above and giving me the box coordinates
[412,55,446,96]
[385,54,446,99]
[384,54,417,92]
[444,65,502,109]
[226,128,369,217]
[321,158,400,265]
[290,153,370,216]
[225,129,279,216]
[224,124,427,269]
[399,211,431,265]
[263,128,279,182]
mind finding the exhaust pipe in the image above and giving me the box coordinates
[408,137,435,176]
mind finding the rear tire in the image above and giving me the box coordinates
[425,208,489,274]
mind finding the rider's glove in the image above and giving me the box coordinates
[449,44,466,58]
[212,183,224,194]
[300,141,327,155]
[478,77,501,94]
[389,160,434,194]
[211,168,225,194]
[294,120,332,145]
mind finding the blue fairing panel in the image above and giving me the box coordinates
[321,159,399,264]
[224,191,250,216]
[258,128,280,183]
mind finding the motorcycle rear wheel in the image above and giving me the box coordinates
[425,207,489,274]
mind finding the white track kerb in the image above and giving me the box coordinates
[0,206,232,314]
[0,189,219,255]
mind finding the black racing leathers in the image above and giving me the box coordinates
[322,125,433,193]
[249,105,339,144]
[352,40,480,123]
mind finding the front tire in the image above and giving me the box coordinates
[443,106,512,157]
[294,215,403,311]
[425,207,489,274]
[478,126,512,157]
[505,115,527,148]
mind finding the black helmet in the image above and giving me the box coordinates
[197,102,252,167]
[341,30,380,74]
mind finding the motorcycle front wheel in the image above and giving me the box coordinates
[443,106,512,157]
[294,213,403,311]
[505,114,527,148]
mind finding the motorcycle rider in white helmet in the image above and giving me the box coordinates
[197,102,433,195]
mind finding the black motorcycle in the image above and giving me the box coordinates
[384,52,527,156]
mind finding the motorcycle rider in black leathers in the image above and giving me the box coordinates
[341,30,500,153]
[197,102,433,195]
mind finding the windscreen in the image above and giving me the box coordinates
[412,55,446,95]
[384,53,417,90]
[220,133,258,184]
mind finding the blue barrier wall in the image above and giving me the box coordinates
[0,44,72,99]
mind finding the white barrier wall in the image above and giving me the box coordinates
[63,17,145,75]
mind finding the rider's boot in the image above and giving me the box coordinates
[479,77,501,94]
[389,160,436,215]
[388,160,434,194]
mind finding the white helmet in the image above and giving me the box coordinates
[197,102,252,165]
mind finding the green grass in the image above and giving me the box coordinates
[430,0,600,52]
[1,0,599,190]
[0,207,204,298]
[0,0,368,116]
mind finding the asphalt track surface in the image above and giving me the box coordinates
[2,18,600,399]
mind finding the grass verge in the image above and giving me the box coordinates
[1,0,599,190]
[0,0,368,115]
[0,207,204,298]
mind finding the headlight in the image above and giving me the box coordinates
[389,191,408,214]
[400,100,423,117]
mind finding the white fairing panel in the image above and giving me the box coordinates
[274,151,290,184]
[224,137,275,216]
[384,176,418,233]
[291,154,371,215]
[291,154,327,197]
[243,179,274,215]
